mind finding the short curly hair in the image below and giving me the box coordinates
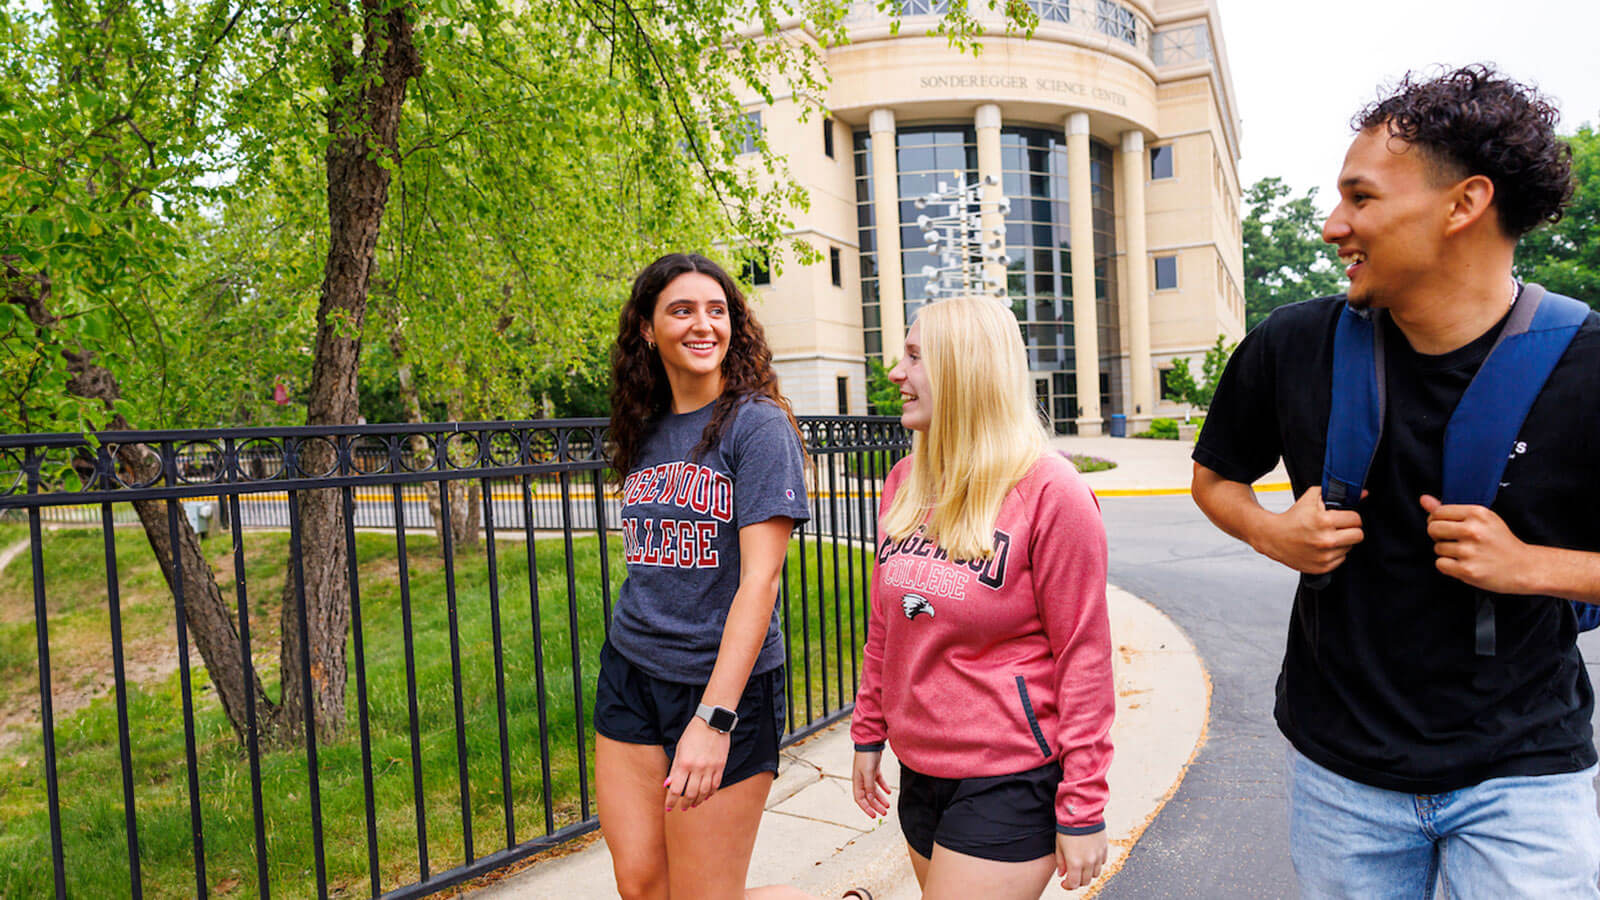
[1354,64,1573,237]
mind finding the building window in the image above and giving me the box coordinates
[738,111,762,155]
[1033,0,1071,23]
[1150,144,1174,180]
[836,376,849,414]
[895,126,979,322]
[830,246,842,287]
[992,127,1121,433]
[744,254,771,286]
[1160,367,1183,400]
[1096,0,1139,45]
[1154,255,1178,290]
[853,130,881,359]
[824,117,835,159]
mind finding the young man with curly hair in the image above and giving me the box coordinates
[1192,65,1600,896]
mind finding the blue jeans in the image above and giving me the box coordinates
[1287,745,1600,899]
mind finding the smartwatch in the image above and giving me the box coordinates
[695,703,739,734]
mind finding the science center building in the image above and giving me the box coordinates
[747,0,1245,435]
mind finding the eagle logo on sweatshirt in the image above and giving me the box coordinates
[902,593,936,620]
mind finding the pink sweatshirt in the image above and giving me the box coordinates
[850,452,1114,833]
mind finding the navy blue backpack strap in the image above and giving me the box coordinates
[1321,303,1387,509]
[1441,284,1593,652]
[1441,286,1588,505]
[1309,302,1386,591]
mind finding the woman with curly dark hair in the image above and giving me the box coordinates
[593,252,813,899]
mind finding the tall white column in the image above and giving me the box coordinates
[975,104,1005,296]
[869,109,907,364]
[1066,112,1103,436]
[1119,129,1154,427]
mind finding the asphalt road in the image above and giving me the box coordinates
[1096,492,1300,898]
[1096,492,1600,899]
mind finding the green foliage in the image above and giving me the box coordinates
[1242,177,1345,330]
[1162,360,1198,409]
[1165,334,1233,413]
[1516,126,1600,304]
[0,0,244,432]
[1134,417,1179,440]
[0,523,871,897]
[1066,453,1116,473]
[528,343,615,418]
[2,1,1033,432]
[866,357,903,415]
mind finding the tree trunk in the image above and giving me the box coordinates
[390,329,480,551]
[123,474,280,746]
[423,478,480,550]
[279,0,421,743]
[6,257,279,747]
[438,397,481,549]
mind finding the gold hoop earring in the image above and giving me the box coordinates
[647,340,656,350]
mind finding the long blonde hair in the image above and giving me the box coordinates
[881,296,1049,561]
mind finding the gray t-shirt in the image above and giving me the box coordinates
[608,397,810,683]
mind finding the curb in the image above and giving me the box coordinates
[1091,482,1290,497]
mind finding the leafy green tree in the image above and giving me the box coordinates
[1242,177,1344,329]
[1,0,293,743]
[1165,334,1234,416]
[866,357,903,415]
[3,0,1035,746]
[1517,125,1600,304]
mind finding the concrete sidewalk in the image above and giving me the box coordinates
[1052,434,1290,495]
[472,586,1208,900]
[1056,432,1292,493]
[472,434,1224,899]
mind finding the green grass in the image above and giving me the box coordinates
[0,524,869,899]
[0,521,29,548]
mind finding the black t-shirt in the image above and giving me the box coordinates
[1195,294,1600,793]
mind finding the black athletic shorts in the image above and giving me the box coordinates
[898,760,1063,862]
[592,640,786,788]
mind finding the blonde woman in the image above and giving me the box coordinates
[850,297,1114,898]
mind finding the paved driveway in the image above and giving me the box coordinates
[1096,491,1600,898]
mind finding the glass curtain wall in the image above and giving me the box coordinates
[1091,140,1124,421]
[999,127,1074,432]
[853,124,1122,432]
[896,127,979,329]
[998,127,1121,433]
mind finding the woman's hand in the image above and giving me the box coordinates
[851,750,892,818]
[664,717,730,812]
[1055,830,1107,890]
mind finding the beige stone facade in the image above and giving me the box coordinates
[749,0,1244,434]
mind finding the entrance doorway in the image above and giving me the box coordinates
[1034,374,1074,435]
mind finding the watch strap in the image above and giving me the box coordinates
[695,702,739,733]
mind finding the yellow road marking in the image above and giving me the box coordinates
[1092,481,1291,497]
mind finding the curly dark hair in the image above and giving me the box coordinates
[1354,63,1573,237]
[608,252,805,479]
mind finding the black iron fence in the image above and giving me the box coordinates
[0,416,909,900]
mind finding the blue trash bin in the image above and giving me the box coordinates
[1109,413,1127,437]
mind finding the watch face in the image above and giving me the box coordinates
[708,706,737,732]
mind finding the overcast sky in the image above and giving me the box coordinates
[1214,0,1600,214]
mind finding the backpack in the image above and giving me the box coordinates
[1316,282,1599,655]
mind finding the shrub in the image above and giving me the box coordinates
[1065,452,1117,473]
[1134,417,1180,440]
